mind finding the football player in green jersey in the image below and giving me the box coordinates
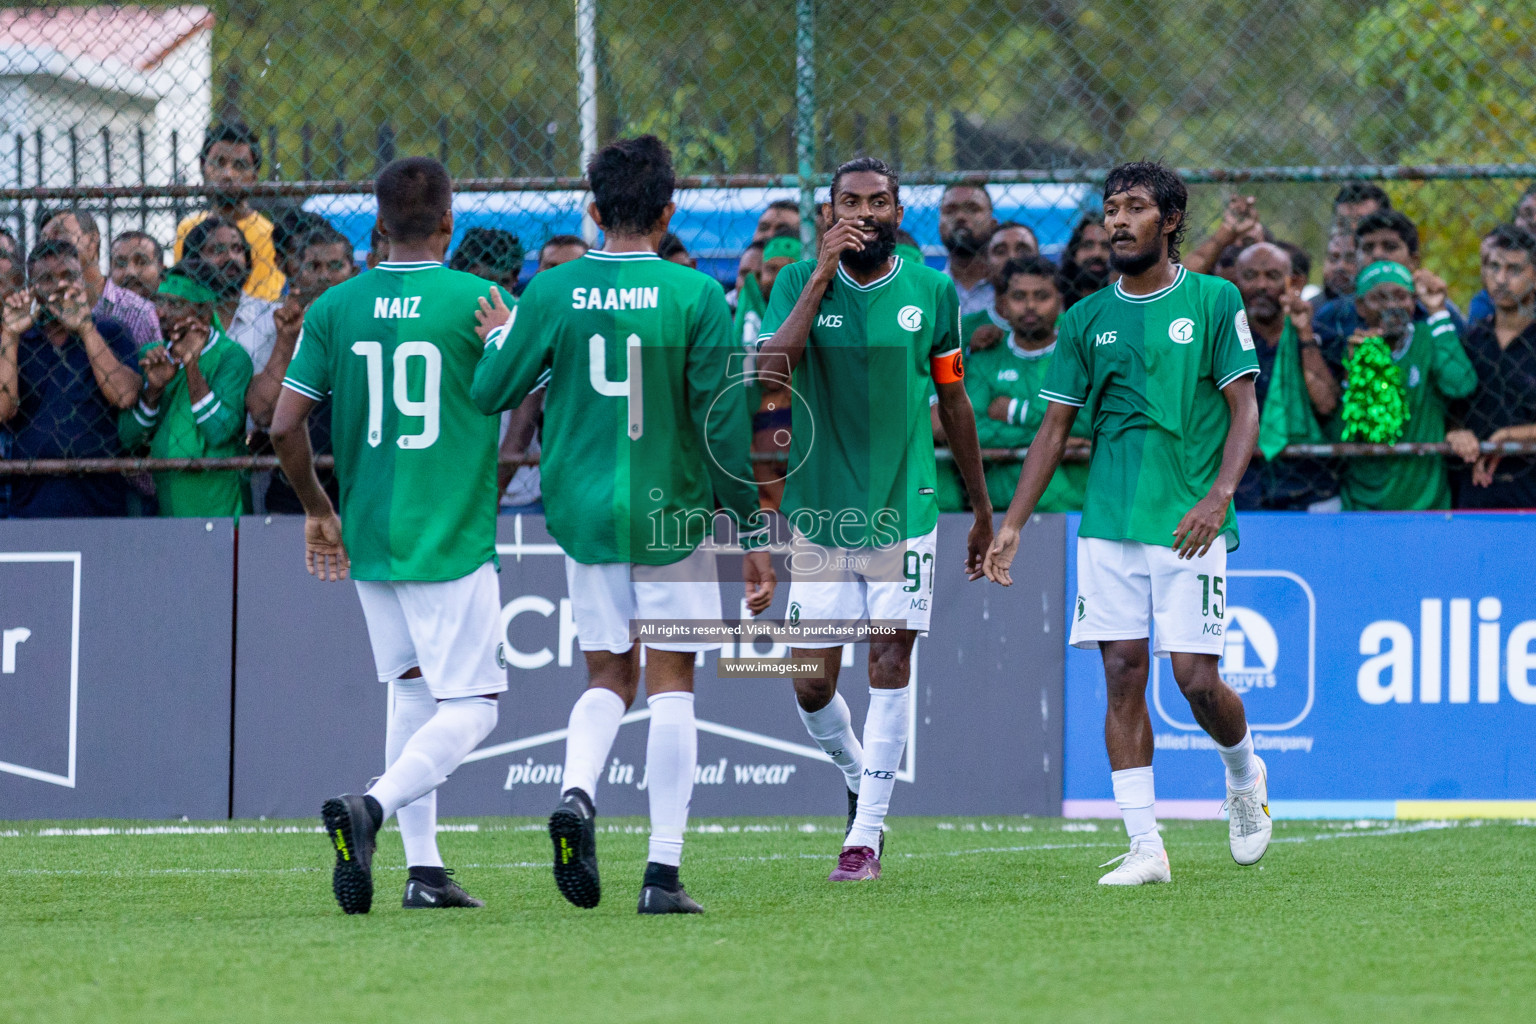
[272,158,507,914]
[472,136,776,915]
[758,157,992,882]
[984,162,1272,886]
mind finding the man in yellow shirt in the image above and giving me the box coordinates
[173,122,285,302]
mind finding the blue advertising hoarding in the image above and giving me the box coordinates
[1062,512,1536,819]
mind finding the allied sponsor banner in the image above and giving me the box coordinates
[0,518,234,820]
[1063,513,1536,818]
[234,513,1064,820]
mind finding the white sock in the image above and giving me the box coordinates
[1111,766,1162,850]
[846,686,909,851]
[797,691,864,793]
[1216,729,1259,791]
[644,691,696,867]
[385,678,442,868]
[367,696,498,819]
[562,687,627,802]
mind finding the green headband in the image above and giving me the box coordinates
[157,273,218,305]
[894,243,925,266]
[1355,260,1414,297]
[762,236,803,262]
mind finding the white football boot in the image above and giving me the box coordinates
[1224,755,1272,866]
[1097,837,1172,886]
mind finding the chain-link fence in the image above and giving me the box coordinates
[1,1,1535,516]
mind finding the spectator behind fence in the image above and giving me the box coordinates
[657,231,695,268]
[1468,184,1536,324]
[1059,212,1111,309]
[40,209,161,352]
[1454,224,1536,509]
[964,256,1091,512]
[1314,209,1466,360]
[109,230,164,301]
[182,217,279,405]
[1340,261,1475,511]
[0,228,17,259]
[939,183,998,314]
[260,229,359,515]
[537,233,589,273]
[271,208,333,282]
[1332,181,1391,231]
[173,122,285,302]
[0,249,21,515]
[451,226,525,293]
[1233,242,1340,511]
[1320,228,1357,305]
[0,239,140,517]
[732,239,766,344]
[119,267,253,517]
[1275,240,1317,302]
[986,220,1039,274]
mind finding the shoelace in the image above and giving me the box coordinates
[1098,842,1158,870]
[1223,788,1267,836]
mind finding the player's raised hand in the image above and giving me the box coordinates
[743,549,777,615]
[1172,493,1228,560]
[982,524,1019,586]
[812,219,866,282]
[304,513,350,582]
[475,286,513,343]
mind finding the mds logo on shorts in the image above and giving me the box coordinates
[1154,570,1316,732]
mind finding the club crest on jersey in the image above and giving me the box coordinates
[788,601,801,626]
[1169,317,1195,344]
[374,296,422,319]
[1235,310,1256,351]
[897,305,923,331]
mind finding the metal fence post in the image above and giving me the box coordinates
[576,0,599,244]
[795,0,816,249]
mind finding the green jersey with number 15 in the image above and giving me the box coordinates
[283,261,509,582]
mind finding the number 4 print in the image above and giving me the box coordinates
[588,332,644,440]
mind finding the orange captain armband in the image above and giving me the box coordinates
[931,348,964,384]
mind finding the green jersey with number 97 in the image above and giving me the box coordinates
[283,260,509,582]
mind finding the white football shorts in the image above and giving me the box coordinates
[354,560,509,699]
[785,526,938,648]
[1070,536,1228,658]
[564,542,725,654]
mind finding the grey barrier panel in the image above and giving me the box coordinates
[234,513,1064,819]
[0,518,234,820]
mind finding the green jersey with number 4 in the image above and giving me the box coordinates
[1039,266,1258,550]
[283,261,508,582]
[471,250,759,566]
[759,256,962,547]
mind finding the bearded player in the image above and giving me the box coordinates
[272,157,511,914]
[984,162,1272,886]
[758,157,992,882]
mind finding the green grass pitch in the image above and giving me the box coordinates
[3,815,1532,1022]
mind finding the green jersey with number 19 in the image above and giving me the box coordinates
[759,256,962,548]
[1038,265,1259,550]
[283,261,509,582]
[471,250,760,566]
